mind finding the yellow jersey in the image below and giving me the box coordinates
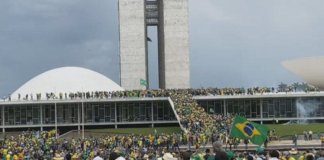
[6,154,11,160]
[13,155,19,160]
[3,149,7,155]
[298,155,304,160]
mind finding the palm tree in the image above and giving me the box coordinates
[291,82,300,92]
[278,82,288,92]
[300,82,309,89]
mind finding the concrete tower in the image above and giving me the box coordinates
[119,0,190,90]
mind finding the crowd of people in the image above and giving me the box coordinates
[1,129,324,160]
[1,88,324,160]
[170,89,234,143]
[4,87,299,102]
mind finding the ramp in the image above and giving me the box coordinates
[168,97,188,133]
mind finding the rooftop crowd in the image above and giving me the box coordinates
[1,87,324,160]
[4,87,301,101]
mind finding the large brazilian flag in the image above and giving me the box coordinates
[128,91,138,97]
[230,115,269,146]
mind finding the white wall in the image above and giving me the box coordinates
[159,0,190,89]
[119,0,147,90]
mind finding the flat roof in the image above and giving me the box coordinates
[194,92,324,100]
[0,97,169,105]
[0,92,323,105]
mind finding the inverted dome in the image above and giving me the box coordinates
[282,57,324,89]
[11,67,124,100]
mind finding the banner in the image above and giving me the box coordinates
[230,115,269,146]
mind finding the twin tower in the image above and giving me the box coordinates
[118,0,190,90]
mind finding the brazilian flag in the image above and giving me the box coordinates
[230,115,269,146]
[128,91,138,97]
[185,108,191,114]
[140,79,147,86]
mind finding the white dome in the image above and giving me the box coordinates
[282,56,324,89]
[11,67,124,100]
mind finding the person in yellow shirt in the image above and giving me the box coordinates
[6,151,12,160]
[130,151,136,159]
[90,150,94,158]
[72,153,78,159]
[321,135,324,147]
[104,138,108,147]
[3,148,7,156]
[298,153,305,160]
[282,151,296,160]
[18,152,24,160]
[13,153,19,160]
[139,140,143,148]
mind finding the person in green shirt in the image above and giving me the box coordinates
[317,130,321,140]
[293,134,298,148]
[207,141,223,160]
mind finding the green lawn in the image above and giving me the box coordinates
[89,127,182,135]
[89,124,324,138]
[265,123,324,137]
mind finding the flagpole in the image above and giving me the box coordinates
[55,101,57,139]
[82,87,84,140]
[54,86,58,139]
[228,115,236,138]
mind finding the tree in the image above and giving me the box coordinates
[278,82,288,92]
[300,82,309,91]
[291,82,300,92]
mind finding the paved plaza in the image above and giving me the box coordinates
[1,130,321,151]
[59,131,322,151]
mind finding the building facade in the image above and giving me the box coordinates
[0,98,177,132]
[118,0,190,90]
[1,93,324,132]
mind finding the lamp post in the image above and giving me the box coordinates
[82,87,84,139]
[54,86,58,139]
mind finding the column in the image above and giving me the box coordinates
[260,99,263,124]
[82,101,84,139]
[55,102,57,139]
[2,106,5,133]
[223,100,227,116]
[115,102,117,129]
[78,103,80,131]
[40,105,43,131]
[151,101,154,128]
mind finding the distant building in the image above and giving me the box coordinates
[282,56,324,89]
[10,66,124,100]
[1,69,324,133]
[118,0,190,90]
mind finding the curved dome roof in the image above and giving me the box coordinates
[282,56,324,89]
[11,67,124,99]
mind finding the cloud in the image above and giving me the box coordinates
[1,0,324,95]
[82,40,118,73]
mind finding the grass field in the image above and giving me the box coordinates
[265,124,324,137]
[89,124,324,138]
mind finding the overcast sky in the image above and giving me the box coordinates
[1,0,324,96]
